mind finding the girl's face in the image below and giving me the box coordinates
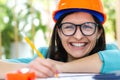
[58,12,102,61]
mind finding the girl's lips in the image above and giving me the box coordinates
[68,42,89,58]
[70,42,87,47]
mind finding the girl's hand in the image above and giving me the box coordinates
[28,58,57,78]
[46,59,65,73]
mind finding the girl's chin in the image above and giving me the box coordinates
[74,55,85,58]
[69,53,86,59]
[68,55,84,61]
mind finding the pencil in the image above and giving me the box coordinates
[20,32,44,58]
[20,32,58,77]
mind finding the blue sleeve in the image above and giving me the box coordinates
[98,43,120,73]
[5,47,48,63]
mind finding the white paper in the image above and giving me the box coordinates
[36,73,97,80]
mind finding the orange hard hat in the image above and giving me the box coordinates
[53,0,106,24]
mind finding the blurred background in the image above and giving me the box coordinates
[0,0,120,59]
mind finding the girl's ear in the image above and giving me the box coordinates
[57,27,61,38]
[57,27,64,40]
[57,28,61,36]
[97,29,103,39]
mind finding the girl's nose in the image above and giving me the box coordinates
[73,27,84,40]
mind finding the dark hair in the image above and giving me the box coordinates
[47,12,106,62]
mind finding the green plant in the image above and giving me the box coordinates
[0,4,15,58]
[103,0,116,41]
[0,1,47,58]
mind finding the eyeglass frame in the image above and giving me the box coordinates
[58,22,98,36]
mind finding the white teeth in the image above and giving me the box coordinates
[71,43,85,47]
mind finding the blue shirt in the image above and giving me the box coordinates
[98,44,120,73]
[5,43,120,73]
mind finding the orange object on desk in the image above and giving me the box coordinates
[6,72,36,80]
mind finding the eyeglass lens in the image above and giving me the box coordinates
[59,22,97,36]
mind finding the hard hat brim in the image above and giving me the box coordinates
[53,8,106,24]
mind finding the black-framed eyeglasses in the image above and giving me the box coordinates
[58,22,98,36]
